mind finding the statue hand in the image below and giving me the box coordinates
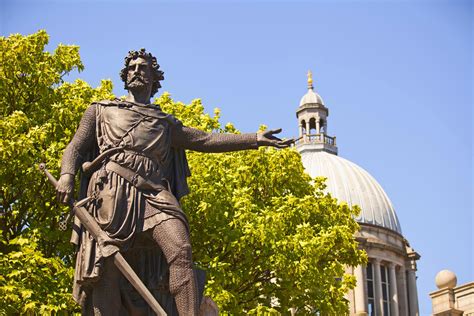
[56,174,75,204]
[257,128,294,148]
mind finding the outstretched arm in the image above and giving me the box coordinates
[171,124,292,152]
[171,125,258,152]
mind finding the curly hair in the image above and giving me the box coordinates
[119,48,164,97]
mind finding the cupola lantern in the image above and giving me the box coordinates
[295,71,337,155]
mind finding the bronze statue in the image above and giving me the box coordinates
[56,48,291,315]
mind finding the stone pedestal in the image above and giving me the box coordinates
[199,296,219,316]
[430,288,463,316]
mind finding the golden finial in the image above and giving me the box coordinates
[307,70,313,90]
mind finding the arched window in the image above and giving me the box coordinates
[309,118,316,135]
[319,119,326,134]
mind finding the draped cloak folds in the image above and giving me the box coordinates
[69,100,192,310]
[61,99,258,312]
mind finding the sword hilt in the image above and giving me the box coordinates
[38,163,59,188]
[82,147,122,174]
[38,163,75,230]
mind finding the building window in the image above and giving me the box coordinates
[381,265,391,316]
[366,263,375,316]
[366,262,392,316]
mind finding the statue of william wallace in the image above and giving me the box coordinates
[56,48,291,315]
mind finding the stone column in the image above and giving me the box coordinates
[305,121,310,136]
[354,265,368,316]
[397,267,409,316]
[407,268,419,316]
[406,247,421,316]
[299,123,303,138]
[373,259,383,316]
[316,119,320,134]
[389,263,399,316]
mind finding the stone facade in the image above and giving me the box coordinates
[346,224,420,316]
[430,270,474,316]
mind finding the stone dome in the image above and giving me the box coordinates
[299,89,325,107]
[300,150,402,234]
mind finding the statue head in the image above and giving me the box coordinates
[120,48,164,97]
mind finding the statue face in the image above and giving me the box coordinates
[126,57,152,92]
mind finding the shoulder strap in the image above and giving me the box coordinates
[92,98,122,107]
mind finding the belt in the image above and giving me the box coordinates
[105,161,166,192]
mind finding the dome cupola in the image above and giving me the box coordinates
[295,72,402,234]
[300,151,402,234]
[293,71,420,316]
[295,70,337,155]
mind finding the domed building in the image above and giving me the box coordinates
[295,72,421,316]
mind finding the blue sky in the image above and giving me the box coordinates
[2,0,472,314]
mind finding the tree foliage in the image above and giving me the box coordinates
[0,231,75,314]
[158,94,367,314]
[0,30,113,313]
[0,31,366,314]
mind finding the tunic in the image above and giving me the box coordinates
[60,99,258,312]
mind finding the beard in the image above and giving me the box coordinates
[127,76,150,91]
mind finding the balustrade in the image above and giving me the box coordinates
[294,134,337,146]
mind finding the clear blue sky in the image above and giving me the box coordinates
[2,0,472,314]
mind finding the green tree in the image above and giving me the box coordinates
[0,30,365,314]
[158,94,367,314]
[0,30,113,314]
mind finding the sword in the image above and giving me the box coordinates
[38,163,167,316]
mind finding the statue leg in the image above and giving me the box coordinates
[150,218,199,315]
[91,256,122,315]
